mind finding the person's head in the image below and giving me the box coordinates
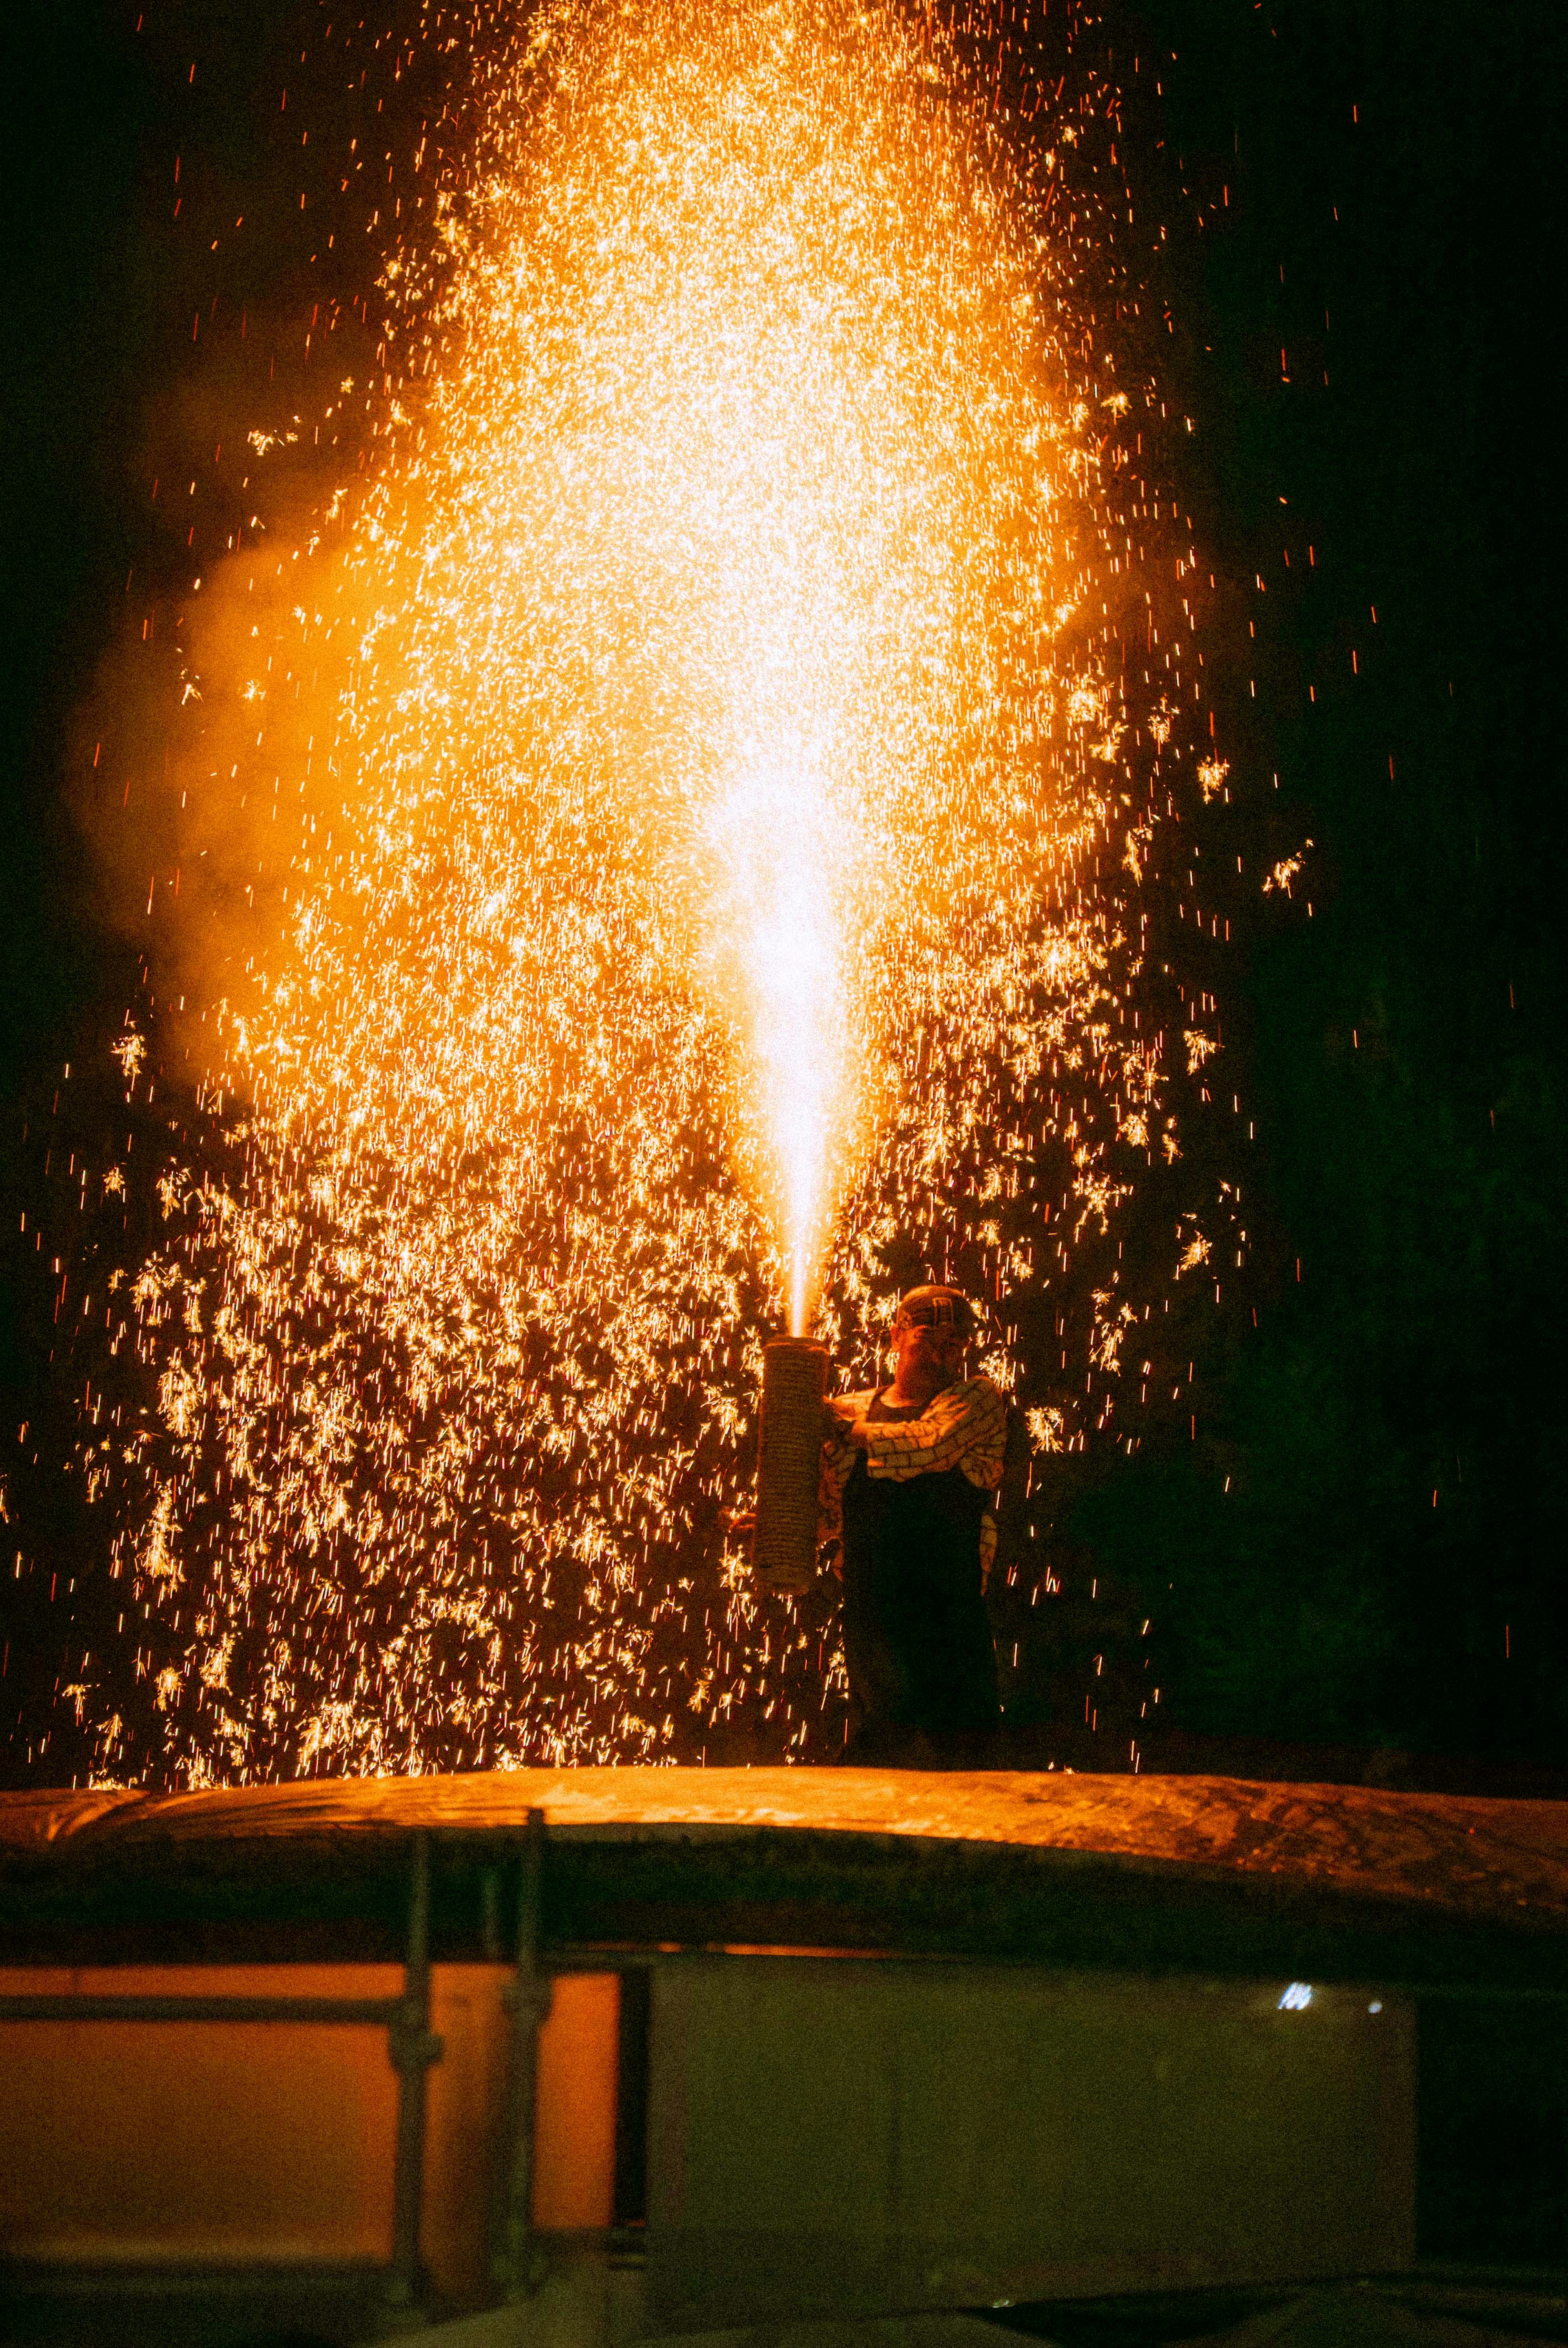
[889,1284,976,1401]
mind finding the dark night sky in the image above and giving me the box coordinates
[2,0,1564,1783]
[1116,0,1566,1766]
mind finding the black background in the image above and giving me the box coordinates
[1102,0,1566,1769]
[2,0,1563,1784]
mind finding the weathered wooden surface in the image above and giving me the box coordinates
[2,1770,1564,1981]
[3,1768,1565,1921]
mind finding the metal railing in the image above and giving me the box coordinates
[0,1806,551,2327]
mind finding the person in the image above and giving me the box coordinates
[820,1284,1007,1766]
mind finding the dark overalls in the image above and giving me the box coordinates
[838,1389,1000,1764]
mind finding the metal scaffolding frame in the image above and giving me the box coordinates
[0,1808,551,2327]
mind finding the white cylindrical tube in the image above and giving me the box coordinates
[752,1337,829,1596]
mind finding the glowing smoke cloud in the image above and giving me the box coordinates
[79,0,1208,1783]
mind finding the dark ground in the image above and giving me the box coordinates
[1,0,1564,1785]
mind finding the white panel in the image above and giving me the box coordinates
[646,1962,1415,2329]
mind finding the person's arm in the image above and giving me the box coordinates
[817,1391,871,1568]
[724,1396,867,1559]
[859,1376,1007,1486]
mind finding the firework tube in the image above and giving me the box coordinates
[752,1337,830,1595]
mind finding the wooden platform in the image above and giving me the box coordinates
[3,1768,1565,1985]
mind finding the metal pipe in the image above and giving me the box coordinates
[0,1995,402,2025]
[752,1336,829,1594]
[491,1807,551,2300]
[385,1831,443,2321]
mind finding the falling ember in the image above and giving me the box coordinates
[60,0,1236,1782]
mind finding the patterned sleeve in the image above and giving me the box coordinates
[818,1390,873,1545]
[861,1376,1008,1490]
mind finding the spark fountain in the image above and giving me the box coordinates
[5,26,1549,2344]
[53,0,1232,1785]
